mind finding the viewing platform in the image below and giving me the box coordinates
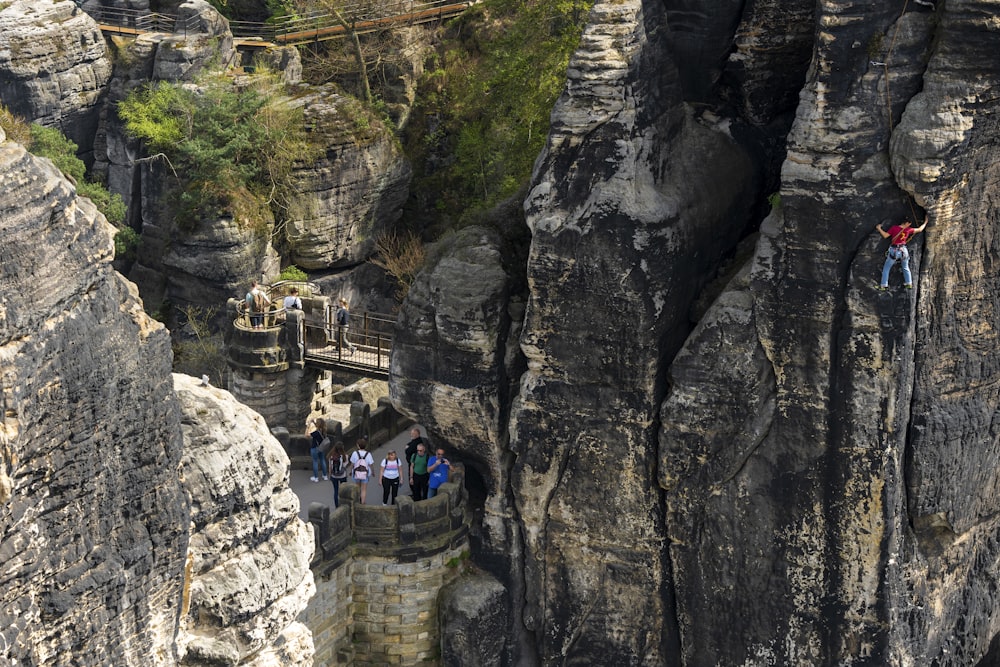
[227,280,392,379]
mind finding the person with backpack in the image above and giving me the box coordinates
[876,215,929,290]
[335,297,357,355]
[308,418,329,483]
[350,439,374,504]
[245,280,271,328]
[379,450,402,505]
[427,447,450,499]
[408,440,430,501]
[327,442,349,508]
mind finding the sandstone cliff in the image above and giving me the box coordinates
[391,0,1000,665]
[0,0,112,160]
[0,131,314,665]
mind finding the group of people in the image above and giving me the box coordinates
[243,282,356,354]
[308,423,451,508]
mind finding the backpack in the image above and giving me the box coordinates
[318,436,332,454]
[354,450,370,480]
[252,290,267,313]
[330,455,344,477]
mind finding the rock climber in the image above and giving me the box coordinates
[876,214,928,290]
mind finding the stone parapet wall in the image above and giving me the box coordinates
[302,471,472,666]
[287,399,412,469]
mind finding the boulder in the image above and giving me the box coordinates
[439,573,511,667]
[173,373,315,666]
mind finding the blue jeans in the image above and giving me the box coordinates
[881,245,911,286]
[428,486,439,499]
[330,476,345,507]
[310,447,328,479]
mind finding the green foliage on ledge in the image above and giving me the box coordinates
[118,73,317,232]
[0,109,128,228]
[405,0,594,232]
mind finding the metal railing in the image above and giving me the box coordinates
[302,308,394,375]
[234,299,289,330]
[86,0,472,44]
[86,6,201,36]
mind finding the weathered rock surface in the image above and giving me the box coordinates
[173,373,315,666]
[508,0,754,662]
[0,0,112,157]
[392,0,1000,665]
[439,573,510,667]
[285,86,413,270]
[0,132,314,665]
[390,224,524,581]
[0,130,188,665]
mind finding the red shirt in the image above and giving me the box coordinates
[886,225,915,245]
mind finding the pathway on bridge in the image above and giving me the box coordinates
[290,424,423,518]
[88,0,473,47]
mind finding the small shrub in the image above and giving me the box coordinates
[278,265,309,282]
[405,0,595,230]
[0,105,31,145]
[173,305,229,387]
[369,231,426,302]
[19,122,127,225]
[114,227,141,262]
[119,76,317,231]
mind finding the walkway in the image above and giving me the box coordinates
[289,424,422,519]
[235,281,393,380]
[86,0,474,46]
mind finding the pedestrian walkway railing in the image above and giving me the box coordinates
[228,283,394,378]
[302,309,393,377]
[86,0,473,45]
[85,6,202,36]
[232,280,320,331]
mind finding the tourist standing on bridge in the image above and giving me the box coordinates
[328,442,349,508]
[335,297,357,355]
[409,442,430,501]
[427,448,450,499]
[379,451,402,505]
[351,439,374,504]
[404,428,427,490]
[282,286,302,311]
[308,418,330,483]
[246,280,270,329]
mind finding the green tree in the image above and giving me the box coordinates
[3,116,127,226]
[118,74,315,231]
[405,0,593,231]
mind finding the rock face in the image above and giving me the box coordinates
[390,0,1000,665]
[0,132,314,665]
[173,374,315,666]
[0,130,188,665]
[0,0,112,157]
[285,86,413,271]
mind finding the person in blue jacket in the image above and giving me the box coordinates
[427,447,450,499]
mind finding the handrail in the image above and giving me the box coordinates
[234,300,288,331]
[86,0,473,45]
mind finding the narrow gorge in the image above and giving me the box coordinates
[3,0,1000,665]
